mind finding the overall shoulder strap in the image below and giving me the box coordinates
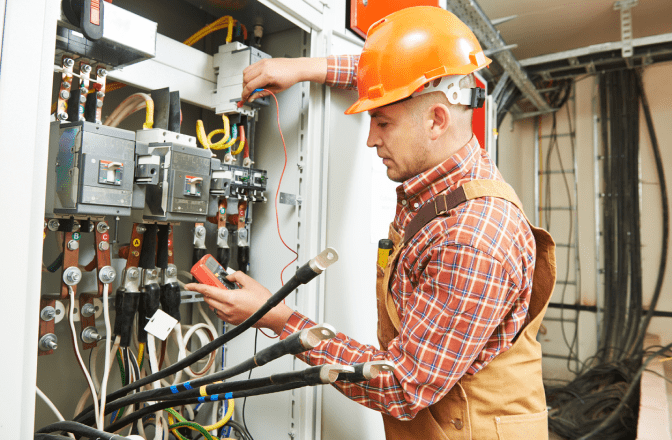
[403,180,525,245]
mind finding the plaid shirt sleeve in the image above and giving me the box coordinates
[279,243,519,420]
[325,55,359,90]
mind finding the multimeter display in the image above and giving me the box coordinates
[191,254,236,290]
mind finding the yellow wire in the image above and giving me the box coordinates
[230,133,245,155]
[226,16,234,43]
[198,115,235,150]
[196,120,212,149]
[137,342,145,368]
[143,100,154,129]
[203,399,234,431]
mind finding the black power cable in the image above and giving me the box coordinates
[546,68,669,440]
[74,249,337,424]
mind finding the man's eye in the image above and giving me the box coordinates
[378,122,388,128]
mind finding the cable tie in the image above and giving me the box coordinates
[198,397,205,403]
[224,392,233,400]
[210,395,219,401]
[170,385,178,394]
[184,382,193,390]
[199,385,208,397]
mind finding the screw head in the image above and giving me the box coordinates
[47,219,60,231]
[98,241,110,251]
[60,90,70,100]
[81,303,96,318]
[57,112,69,121]
[41,306,56,321]
[64,58,74,67]
[195,226,205,237]
[97,222,109,233]
[96,99,103,108]
[79,94,87,104]
[166,266,177,277]
[127,268,139,280]
[81,64,91,73]
[136,225,147,234]
[63,267,82,285]
[96,91,105,99]
[97,68,107,77]
[67,240,79,251]
[62,81,71,89]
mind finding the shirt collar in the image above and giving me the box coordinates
[397,135,480,207]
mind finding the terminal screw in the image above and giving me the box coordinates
[195,225,206,238]
[98,241,110,251]
[99,266,116,284]
[81,303,96,318]
[97,68,107,77]
[64,58,74,68]
[81,327,102,344]
[136,225,147,234]
[81,64,92,74]
[97,222,109,233]
[47,219,60,231]
[67,240,79,251]
[57,112,69,121]
[127,268,140,280]
[63,267,82,285]
[60,90,70,100]
[166,266,177,277]
[40,306,56,321]
[39,334,58,351]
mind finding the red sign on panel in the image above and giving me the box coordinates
[349,0,440,39]
[90,0,100,25]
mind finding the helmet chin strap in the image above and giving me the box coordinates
[411,74,486,109]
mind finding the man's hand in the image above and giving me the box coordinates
[241,57,328,103]
[184,271,294,335]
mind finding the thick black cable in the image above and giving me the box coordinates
[79,323,317,423]
[243,329,259,440]
[36,421,126,439]
[226,419,253,440]
[630,69,669,353]
[34,435,73,440]
[104,381,308,433]
[76,261,324,422]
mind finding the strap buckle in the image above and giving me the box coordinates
[435,195,448,216]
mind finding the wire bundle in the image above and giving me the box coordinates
[103,93,154,129]
[545,69,670,439]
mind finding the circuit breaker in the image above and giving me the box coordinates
[213,42,272,115]
[45,120,136,217]
[133,129,218,222]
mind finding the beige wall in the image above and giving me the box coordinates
[498,62,672,380]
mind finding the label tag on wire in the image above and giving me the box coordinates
[145,309,178,341]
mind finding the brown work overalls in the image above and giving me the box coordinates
[375,180,556,440]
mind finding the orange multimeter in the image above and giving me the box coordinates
[191,254,236,290]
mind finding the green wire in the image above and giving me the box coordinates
[111,349,127,422]
[165,408,216,440]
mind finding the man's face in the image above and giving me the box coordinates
[367,101,431,183]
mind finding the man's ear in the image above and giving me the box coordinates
[428,103,451,141]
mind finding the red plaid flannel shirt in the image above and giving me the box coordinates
[325,55,359,90]
[281,67,535,420]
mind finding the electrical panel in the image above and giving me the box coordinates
[45,120,136,217]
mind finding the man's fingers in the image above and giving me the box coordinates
[226,270,256,287]
[184,282,229,299]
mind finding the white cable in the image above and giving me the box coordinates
[68,285,100,429]
[98,283,113,430]
[146,336,163,440]
[36,387,77,440]
[172,323,186,384]
[182,323,216,377]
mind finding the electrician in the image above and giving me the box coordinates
[186,6,556,440]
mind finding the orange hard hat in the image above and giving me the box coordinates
[345,6,491,115]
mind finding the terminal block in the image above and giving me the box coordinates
[210,164,267,202]
[213,42,271,116]
[132,129,218,223]
[45,120,135,217]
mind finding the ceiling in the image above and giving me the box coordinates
[477,0,672,61]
